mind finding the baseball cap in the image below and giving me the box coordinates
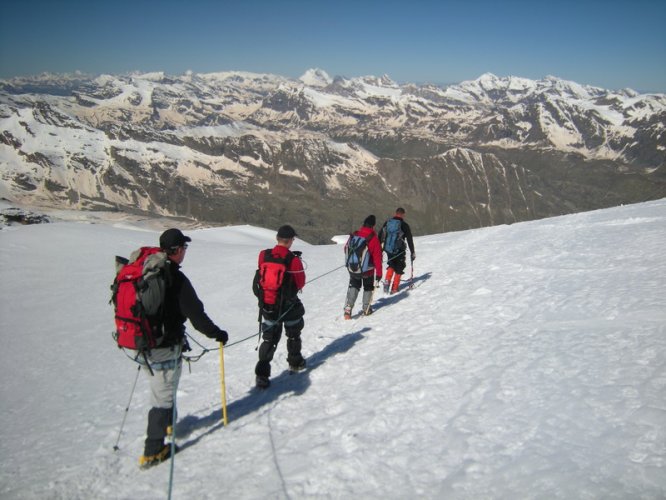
[159,228,192,249]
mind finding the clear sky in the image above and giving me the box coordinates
[1,0,665,92]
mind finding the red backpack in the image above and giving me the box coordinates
[253,249,295,306]
[111,247,169,351]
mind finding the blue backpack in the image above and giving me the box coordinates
[383,218,404,255]
[345,233,374,274]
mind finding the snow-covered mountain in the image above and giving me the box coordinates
[0,199,664,498]
[1,70,664,242]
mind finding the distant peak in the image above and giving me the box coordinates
[477,72,499,81]
[299,68,332,87]
[380,74,397,86]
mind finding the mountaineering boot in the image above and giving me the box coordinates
[286,339,306,372]
[391,274,402,294]
[344,306,352,320]
[255,359,271,389]
[289,357,307,372]
[256,375,270,389]
[139,443,179,469]
[143,407,172,463]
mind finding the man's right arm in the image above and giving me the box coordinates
[178,274,227,343]
[290,255,306,290]
[403,221,416,256]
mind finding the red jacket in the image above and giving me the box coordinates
[345,226,383,279]
[258,244,306,290]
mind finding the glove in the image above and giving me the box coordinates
[214,329,229,345]
[411,252,416,261]
[292,250,303,257]
[375,275,382,284]
[182,337,192,352]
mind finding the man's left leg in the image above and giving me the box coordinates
[255,310,282,387]
[284,301,306,371]
[391,256,406,294]
[141,349,181,467]
[361,274,375,314]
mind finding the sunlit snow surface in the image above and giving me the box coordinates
[0,199,664,499]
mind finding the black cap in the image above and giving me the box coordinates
[277,225,297,239]
[159,228,191,249]
[363,215,376,227]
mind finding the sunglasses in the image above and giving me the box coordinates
[167,244,188,254]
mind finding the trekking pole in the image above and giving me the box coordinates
[219,342,228,426]
[409,259,414,289]
[113,365,141,451]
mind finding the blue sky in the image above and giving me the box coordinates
[1,0,665,92]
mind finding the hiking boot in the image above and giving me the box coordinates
[289,358,307,372]
[139,444,178,469]
[344,306,352,320]
[255,375,270,389]
[363,306,373,316]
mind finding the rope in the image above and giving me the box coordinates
[195,263,349,352]
[115,260,359,363]
[304,263,346,285]
[167,363,179,500]
[117,261,351,366]
[385,248,406,263]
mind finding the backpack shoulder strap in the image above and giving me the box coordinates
[263,248,293,264]
[284,251,295,267]
[261,248,274,262]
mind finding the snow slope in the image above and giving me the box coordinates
[0,200,664,499]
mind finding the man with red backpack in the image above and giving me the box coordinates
[252,225,306,389]
[343,215,383,319]
[133,228,229,468]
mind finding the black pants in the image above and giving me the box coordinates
[387,252,407,274]
[349,273,375,291]
[255,299,305,378]
[144,407,173,456]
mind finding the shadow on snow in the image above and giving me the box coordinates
[176,327,369,450]
[372,272,432,311]
[175,272,431,450]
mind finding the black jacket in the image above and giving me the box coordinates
[161,261,223,347]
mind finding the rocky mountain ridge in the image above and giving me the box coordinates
[1,69,664,242]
